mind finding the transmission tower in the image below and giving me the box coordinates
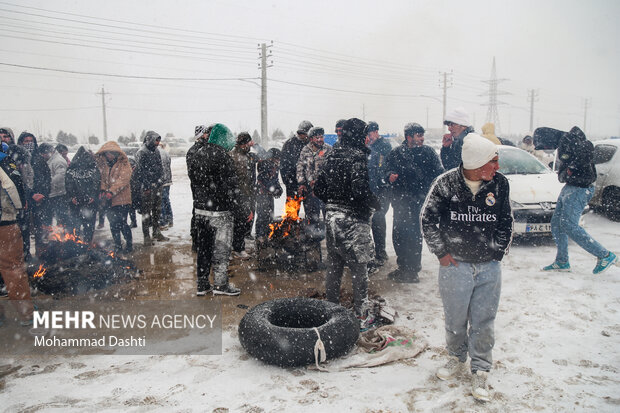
[481,57,510,134]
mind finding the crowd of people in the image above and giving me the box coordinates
[1,105,618,402]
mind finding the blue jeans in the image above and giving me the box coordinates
[160,185,173,226]
[551,185,608,263]
[438,260,501,373]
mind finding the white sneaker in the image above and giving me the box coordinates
[471,371,491,402]
[436,356,463,380]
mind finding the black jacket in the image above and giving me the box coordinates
[65,147,101,206]
[422,168,513,263]
[557,126,597,188]
[280,136,306,190]
[386,143,444,203]
[367,137,393,193]
[314,146,380,221]
[133,144,163,191]
[187,142,249,215]
[440,126,474,170]
[256,158,282,198]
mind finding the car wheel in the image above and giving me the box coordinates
[602,187,620,222]
[238,297,359,367]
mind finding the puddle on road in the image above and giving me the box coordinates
[33,238,397,327]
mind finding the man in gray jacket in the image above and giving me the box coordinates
[38,143,68,227]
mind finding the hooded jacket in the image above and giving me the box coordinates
[133,131,164,191]
[65,146,101,206]
[314,118,380,221]
[556,126,597,188]
[421,167,513,263]
[17,132,50,202]
[95,141,133,207]
[481,123,502,145]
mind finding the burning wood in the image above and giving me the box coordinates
[269,196,303,239]
[28,226,138,296]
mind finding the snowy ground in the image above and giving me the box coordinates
[2,156,620,412]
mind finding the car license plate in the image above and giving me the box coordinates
[526,223,551,233]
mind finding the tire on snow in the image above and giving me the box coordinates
[238,297,360,367]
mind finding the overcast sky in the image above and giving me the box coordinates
[1,0,619,143]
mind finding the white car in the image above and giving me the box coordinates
[590,138,620,221]
[498,146,565,236]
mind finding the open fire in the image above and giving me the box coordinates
[268,196,303,239]
[258,196,324,272]
[28,226,138,296]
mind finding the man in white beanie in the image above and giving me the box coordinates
[421,133,513,402]
[441,107,475,170]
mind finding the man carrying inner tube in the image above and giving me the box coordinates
[314,118,381,330]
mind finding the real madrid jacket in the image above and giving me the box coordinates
[421,166,513,263]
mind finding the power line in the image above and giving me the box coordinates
[0,3,265,44]
[0,34,256,65]
[0,62,261,81]
[269,78,439,98]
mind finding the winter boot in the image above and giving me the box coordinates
[143,235,154,246]
[436,356,464,381]
[471,371,491,402]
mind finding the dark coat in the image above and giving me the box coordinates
[187,142,249,215]
[314,146,380,221]
[256,158,282,198]
[422,167,513,263]
[280,136,307,191]
[557,126,597,188]
[133,144,164,191]
[386,143,444,203]
[367,137,393,193]
[440,126,474,170]
[65,147,101,206]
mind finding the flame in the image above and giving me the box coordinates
[268,196,303,239]
[33,264,46,278]
[45,226,88,245]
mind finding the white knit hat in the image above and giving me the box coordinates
[462,133,499,169]
[444,107,471,127]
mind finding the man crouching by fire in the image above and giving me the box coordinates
[421,133,513,402]
[314,118,381,330]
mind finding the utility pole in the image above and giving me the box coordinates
[481,57,510,134]
[97,86,108,141]
[259,42,273,146]
[440,71,452,132]
[583,98,591,132]
[362,103,366,121]
[527,89,539,131]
